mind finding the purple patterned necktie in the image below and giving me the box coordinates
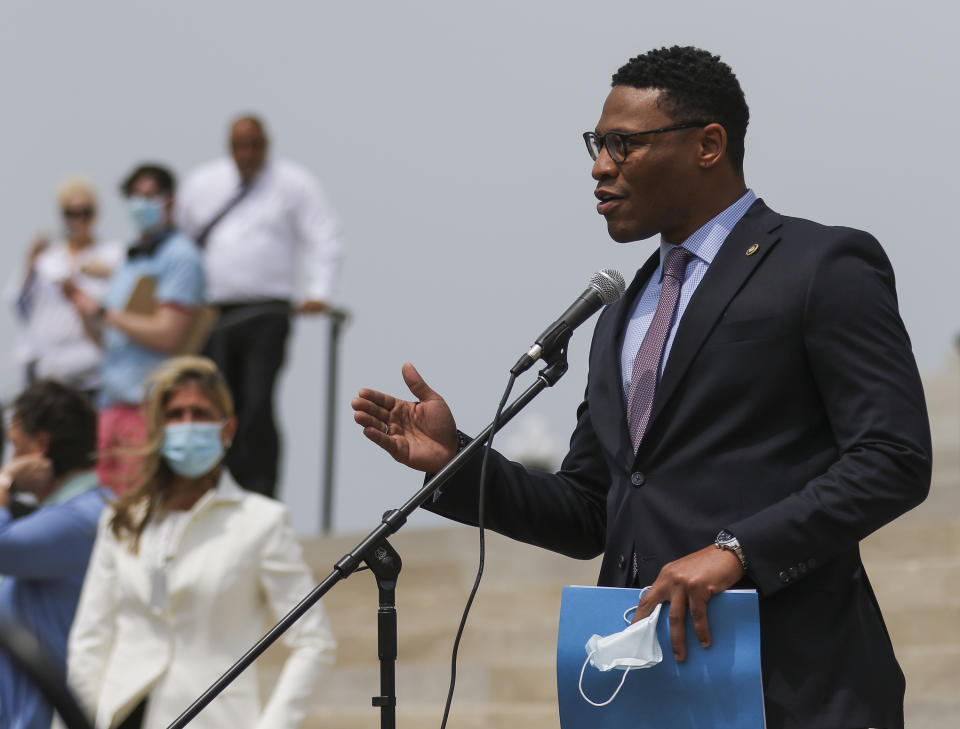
[626,246,692,452]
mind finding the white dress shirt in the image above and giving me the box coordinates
[176,158,344,304]
[66,476,336,729]
[5,239,124,388]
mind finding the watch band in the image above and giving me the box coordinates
[715,529,749,572]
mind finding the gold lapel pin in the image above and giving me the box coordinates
[746,243,759,256]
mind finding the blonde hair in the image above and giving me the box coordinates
[55,175,98,208]
[109,356,234,548]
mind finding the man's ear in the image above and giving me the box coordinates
[698,123,728,170]
[33,431,50,457]
[222,416,238,448]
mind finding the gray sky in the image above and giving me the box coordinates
[1,1,957,534]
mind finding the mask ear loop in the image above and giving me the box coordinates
[622,586,652,624]
[578,651,631,707]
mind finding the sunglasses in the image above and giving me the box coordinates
[63,206,95,220]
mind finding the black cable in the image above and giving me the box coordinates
[439,371,517,729]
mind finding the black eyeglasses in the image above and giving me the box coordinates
[63,206,95,220]
[583,121,710,163]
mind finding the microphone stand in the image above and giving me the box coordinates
[367,538,402,728]
[166,347,570,729]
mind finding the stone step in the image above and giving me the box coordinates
[898,644,960,701]
[260,608,564,671]
[263,662,560,707]
[861,520,960,562]
[862,558,960,604]
[904,700,960,729]
[884,605,960,647]
[301,703,560,729]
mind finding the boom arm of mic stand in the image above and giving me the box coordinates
[165,351,569,729]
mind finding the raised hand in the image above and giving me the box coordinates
[0,454,55,508]
[352,362,459,473]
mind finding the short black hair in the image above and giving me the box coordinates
[13,380,97,477]
[120,163,176,197]
[611,46,749,174]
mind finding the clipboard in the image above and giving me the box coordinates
[125,276,217,355]
[557,586,765,728]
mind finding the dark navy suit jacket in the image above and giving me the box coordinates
[428,199,932,729]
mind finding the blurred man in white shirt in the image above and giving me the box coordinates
[176,116,345,497]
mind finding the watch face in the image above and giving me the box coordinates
[717,529,734,544]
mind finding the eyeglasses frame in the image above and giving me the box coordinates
[583,121,712,163]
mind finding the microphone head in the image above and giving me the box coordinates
[589,269,626,304]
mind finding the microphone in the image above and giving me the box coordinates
[511,269,626,375]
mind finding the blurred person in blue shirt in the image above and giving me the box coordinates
[66,164,205,494]
[0,379,108,729]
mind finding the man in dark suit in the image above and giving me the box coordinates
[351,46,931,728]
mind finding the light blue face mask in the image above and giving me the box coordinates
[127,195,166,233]
[161,422,226,478]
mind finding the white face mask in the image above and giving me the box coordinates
[579,597,663,707]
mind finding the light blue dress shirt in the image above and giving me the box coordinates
[99,230,205,408]
[0,471,108,729]
[620,190,757,401]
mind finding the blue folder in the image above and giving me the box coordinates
[557,586,765,728]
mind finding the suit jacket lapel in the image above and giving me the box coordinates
[642,200,784,449]
[591,249,660,464]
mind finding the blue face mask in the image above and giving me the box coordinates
[161,422,226,478]
[127,195,166,233]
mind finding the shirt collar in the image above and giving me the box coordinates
[180,470,246,511]
[230,157,271,191]
[209,472,245,503]
[43,470,101,506]
[127,227,175,259]
[657,189,757,273]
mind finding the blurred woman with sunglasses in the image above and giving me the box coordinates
[7,176,123,397]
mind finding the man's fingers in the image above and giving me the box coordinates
[361,425,399,456]
[356,388,395,412]
[630,585,662,624]
[353,409,378,430]
[352,395,392,425]
[401,362,439,402]
[668,589,688,662]
[689,593,712,649]
[630,582,670,625]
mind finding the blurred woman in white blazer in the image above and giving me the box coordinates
[65,356,335,729]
